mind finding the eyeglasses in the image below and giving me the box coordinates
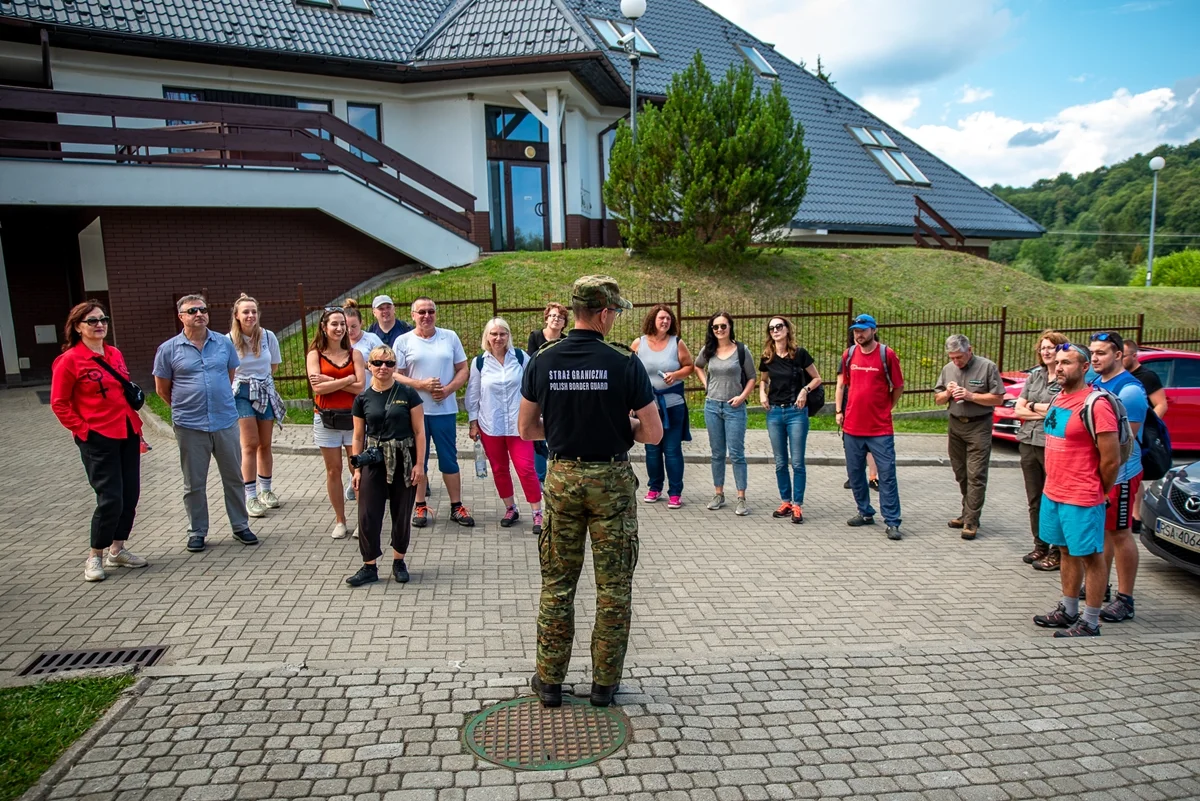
[414,309,436,316]
[546,314,566,322]
[767,323,786,332]
[369,359,397,368]
[606,307,624,316]
[82,316,111,326]
[181,307,208,316]
[711,323,729,331]
[1038,345,1058,351]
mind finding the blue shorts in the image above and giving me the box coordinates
[424,413,460,475]
[234,384,275,421]
[1039,495,1106,556]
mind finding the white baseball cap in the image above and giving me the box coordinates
[371,295,395,309]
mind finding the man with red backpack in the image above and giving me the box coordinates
[835,314,905,541]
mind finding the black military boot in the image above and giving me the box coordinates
[530,673,562,707]
[590,682,620,707]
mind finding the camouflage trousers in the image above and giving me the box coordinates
[537,459,639,686]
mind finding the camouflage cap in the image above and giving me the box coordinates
[571,275,633,310]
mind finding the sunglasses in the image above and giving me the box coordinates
[1090,332,1118,342]
[414,309,436,316]
[767,323,786,332]
[606,307,624,316]
[82,316,111,326]
[711,323,729,331]
[369,359,397,368]
[181,307,208,316]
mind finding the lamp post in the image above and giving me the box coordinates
[621,0,645,143]
[1145,155,1165,287]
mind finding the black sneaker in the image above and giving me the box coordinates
[232,528,258,545]
[1054,619,1101,637]
[186,535,206,553]
[590,682,620,707]
[869,478,880,491]
[886,526,903,540]
[412,504,431,528]
[451,504,476,527]
[1078,584,1112,604]
[346,564,379,587]
[530,673,562,707]
[1033,602,1078,629]
[847,514,875,527]
[392,559,410,583]
[1099,594,1134,622]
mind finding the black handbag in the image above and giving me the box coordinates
[91,355,146,411]
[319,408,354,431]
[805,384,826,417]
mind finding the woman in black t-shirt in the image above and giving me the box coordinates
[346,345,427,587]
[758,316,822,524]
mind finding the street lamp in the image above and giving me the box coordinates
[1145,155,1165,287]
[621,0,646,143]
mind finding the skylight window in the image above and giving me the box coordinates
[298,0,372,12]
[849,125,930,185]
[737,45,777,78]
[588,17,657,55]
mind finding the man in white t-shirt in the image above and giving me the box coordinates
[395,297,473,528]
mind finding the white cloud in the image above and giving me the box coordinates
[892,80,1200,186]
[697,0,1012,90]
[1069,73,1092,83]
[957,85,994,104]
[858,93,923,127]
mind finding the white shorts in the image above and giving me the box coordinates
[313,415,354,449]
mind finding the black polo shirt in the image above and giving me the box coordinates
[521,329,655,459]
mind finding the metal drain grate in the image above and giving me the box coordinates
[20,646,167,676]
[463,695,630,771]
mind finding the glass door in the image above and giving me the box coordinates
[507,163,549,251]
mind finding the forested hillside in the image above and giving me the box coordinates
[988,139,1200,285]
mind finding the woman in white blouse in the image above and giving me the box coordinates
[465,317,543,534]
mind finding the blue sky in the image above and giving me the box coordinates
[699,0,1200,187]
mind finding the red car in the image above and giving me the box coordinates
[992,347,1200,450]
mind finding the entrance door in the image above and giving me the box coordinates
[487,161,549,251]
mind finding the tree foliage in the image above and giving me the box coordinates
[603,53,811,262]
[1136,248,1200,287]
[989,139,1200,284]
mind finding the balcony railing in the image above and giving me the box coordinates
[0,86,475,235]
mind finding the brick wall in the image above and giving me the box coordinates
[101,208,414,381]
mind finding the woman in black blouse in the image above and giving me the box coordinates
[346,345,427,587]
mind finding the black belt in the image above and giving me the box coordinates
[950,413,992,423]
[550,452,629,463]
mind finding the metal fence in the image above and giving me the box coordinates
[190,285,1200,407]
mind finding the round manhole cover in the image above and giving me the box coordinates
[463,695,630,770]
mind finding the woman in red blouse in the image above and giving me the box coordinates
[51,300,148,582]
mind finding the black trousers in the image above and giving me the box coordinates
[76,426,141,550]
[357,460,416,562]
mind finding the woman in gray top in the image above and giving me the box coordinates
[1012,329,1068,571]
[632,305,695,509]
[694,311,756,515]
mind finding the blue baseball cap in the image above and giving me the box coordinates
[849,314,877,330]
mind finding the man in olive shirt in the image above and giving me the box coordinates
[934,334,1005,539]
[519,275,662,709]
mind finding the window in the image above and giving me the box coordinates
[849,125,930,185]
[1169,358,1200,388]
[587,17,657,55]
[297,99,332,159]
[298,0,372,12]
[737,45,777,78]
[1144,359,1171,387]
[162,88,202,153]
[486,106,548,143]
[346,102,381,163]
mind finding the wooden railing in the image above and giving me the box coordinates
[0,86,475,235]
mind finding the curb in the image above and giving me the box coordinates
[16,675,151,801]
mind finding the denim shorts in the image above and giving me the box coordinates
[234,383,276,421]
[424,413,461,475]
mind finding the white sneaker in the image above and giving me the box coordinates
[344,482,355,501]
[260,490,280,509]
[350,525,359,539]
[104,549,148,569]
[735,498,750,516]
[332,522,348,539]
[84,556,106,582]
[707,493,726,511]
[246,497,268,518]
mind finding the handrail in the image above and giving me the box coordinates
[0,86,475,233]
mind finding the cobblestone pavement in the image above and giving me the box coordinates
[6,388,1200,800]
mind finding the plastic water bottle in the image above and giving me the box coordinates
[474,440,488,478]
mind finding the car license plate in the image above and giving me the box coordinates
[1156,519,1200,555]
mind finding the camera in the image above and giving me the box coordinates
[616,31,637,46]
[351,447,383,469]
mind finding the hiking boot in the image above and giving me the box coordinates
[772,501,793,519]
[948,517,965,529]
[1033,602,1078,629]
[869,478,880,491]
[706,493,726,511]
[186,535,205,553]
[1032,548,1061,571]
[103,548,148,569]
[847,513,875,527]
[1024,544,1049,564]
[346,564,378,587]
[590,682,620,707]
[1078,584,1112,604]
[1054,619,1101,637]
[530,673,562,707]
[643,490,661,504]
[886,526,903,541]
[735,498,750,516]
[1100,594,1135,622]
[667,495,683,509]
[392,559,410,583]
[792,504,804,524]
[532,511,544,536]
[961,526,978,541]
[412,504,431,528]
[232,528,258,545]
[84,555,106,582]
[500,507,519,528]
[260,490,281,509]
[451,505,476,527]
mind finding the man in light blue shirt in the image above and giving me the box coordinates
[1088,331,1147,625]
[153,294,256,553]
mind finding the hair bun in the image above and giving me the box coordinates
[343,298,359,309]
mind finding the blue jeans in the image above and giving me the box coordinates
[534,446,547,484]
[766,405,809,504]
[843,433,902,527]
[704,399,747,491]
[645,403,686,496]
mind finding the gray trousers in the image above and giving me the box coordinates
[175,424,249,538]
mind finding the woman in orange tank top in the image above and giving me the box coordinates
[306,308,366,540]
